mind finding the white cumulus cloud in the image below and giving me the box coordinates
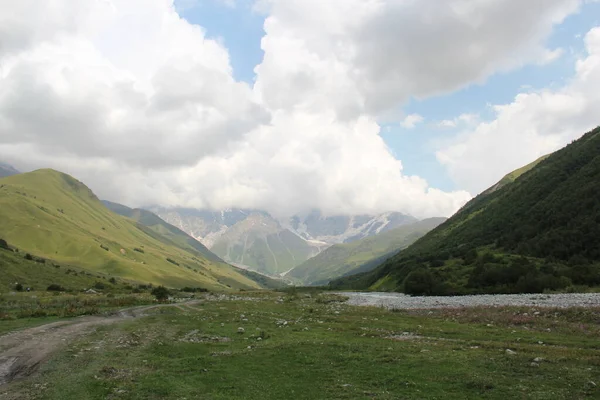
[437,27,600,194]
[0,0,589,218]
[400,114,425,129]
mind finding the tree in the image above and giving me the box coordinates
[151,286,170,302]
[463,248,478,265]
[47,284,65,292]
[403,269,435,296]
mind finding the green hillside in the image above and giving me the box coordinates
[210,213,324,276]
[0,170,264,290]
[331,126,600,295]
[287,218,446,286]
[0,244,133,293]
[102,201,223,263]
[480,154,550,196]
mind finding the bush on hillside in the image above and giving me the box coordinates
[166,258,180,266]
[24,253,34,260]
[15,283,23,292]
[151,286,170,302]
[47,284,66,292]
[403,269,435,296]
[181,287,209,293]
[0,238,9,250]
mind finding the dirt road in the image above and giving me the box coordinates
[0,302,197,387]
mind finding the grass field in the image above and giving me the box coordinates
[3,291,598,399]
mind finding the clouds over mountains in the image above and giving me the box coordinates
[0,0,593,217]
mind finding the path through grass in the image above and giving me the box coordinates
[2,292,598,399]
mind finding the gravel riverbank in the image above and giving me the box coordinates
[339,292,600,309]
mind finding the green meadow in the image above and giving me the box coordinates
[3,291,598,400]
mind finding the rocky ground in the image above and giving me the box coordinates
[340,292,600,309]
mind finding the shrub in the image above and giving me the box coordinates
[24,253,34,260]
[93,282,105,290]
[100,244,109,251]
[166,258,180,266]
[133,248,145,253]
[151,286,170,302]
[181,287,209,293]
[47,284,66,292]
[463,248,478,265]
[109,277,117,284]
[15,283,23,292]
[0,238,9,250]
[403,269,435,296]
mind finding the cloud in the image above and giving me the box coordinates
[437,114,480,128]
[255,0,580,117]
[400,114,425,129]
[0,0,266,169]
[437,27,600,195]
[0,0,588,218]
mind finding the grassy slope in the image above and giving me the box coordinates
[0,248,133,293]
[481,154,550,195]
[102,201,223,263]
[0,170,262,290]
[287,218,446,286]
[331,126,600,293]
[211,215,320,276]
[7,293,599,399]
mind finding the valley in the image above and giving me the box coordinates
[2,3,600,399]
[1,122,599,400]
[151,208,419,278]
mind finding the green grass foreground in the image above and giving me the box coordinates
[3,292,599,399]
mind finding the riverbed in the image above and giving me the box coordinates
[339,291,600,309]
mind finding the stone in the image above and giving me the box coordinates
[505,349,517,355]
[237,327,245,334]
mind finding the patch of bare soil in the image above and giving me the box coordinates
[0,302,200,387]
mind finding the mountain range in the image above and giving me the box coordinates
[331,126,600,295]
[0,162,19,178]
[286,217,446,286]
[7,124,597,298]
[150,207,417,276]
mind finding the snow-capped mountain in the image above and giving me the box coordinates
[149,207,416,276]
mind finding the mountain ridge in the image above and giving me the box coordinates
[150,207,417,276]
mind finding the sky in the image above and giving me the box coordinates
[0,0,599,219]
